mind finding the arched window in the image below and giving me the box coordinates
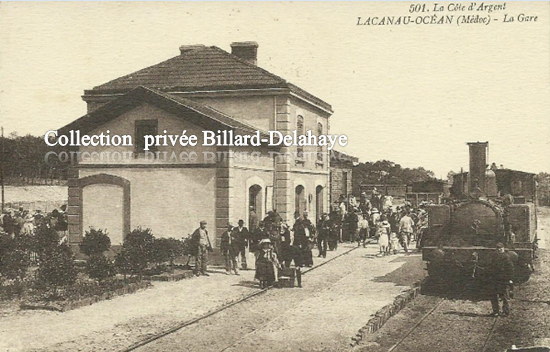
[317,122,323,162]
[297,115,304,159]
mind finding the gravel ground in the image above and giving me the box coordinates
[353,206,550,352]
[3,243,414,352]
[136,245,425,352]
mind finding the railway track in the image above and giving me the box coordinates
[120,245,359,352]
[386,287,500,352]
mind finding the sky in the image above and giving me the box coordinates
[1,2,549,178]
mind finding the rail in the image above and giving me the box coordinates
[120,245,359,352]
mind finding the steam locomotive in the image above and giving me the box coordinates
[421,142,537,283]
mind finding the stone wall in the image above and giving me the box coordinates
[330,166,353,206]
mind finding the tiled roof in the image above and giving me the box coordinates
[87,46,332,112]
[331,150,359,163]
[61,86,271,141]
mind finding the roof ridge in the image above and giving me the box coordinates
[208,46,288,85]
[92,55,184,90]
[146,87,268,135]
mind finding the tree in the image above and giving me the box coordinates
[114,227,154,278]
[0,232,31,285]
[36,244,77,294]
[79,228,111,257]
[80,229,115,282]
[352,159,437,194]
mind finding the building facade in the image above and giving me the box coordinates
[62,42,333,248]
[329,150,358,207]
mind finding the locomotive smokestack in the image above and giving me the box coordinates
[467,142,488,195]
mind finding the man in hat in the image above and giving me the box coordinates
[317,213,330,257]
[191,220,213,276]
[293,211,315,267]
[220,223,239,275]
[398,212,414,253]
[233,219,249,270]
[490,242,514,317]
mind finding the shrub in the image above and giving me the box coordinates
[0,232,31,284]
[151,238,186,269]
[34,222,60,257]
[86,254,116,282]
[114,249,133,280]
[181,234,196,257]
[114,227,154,278]
[37,244,77,293]
[80,228,111,257]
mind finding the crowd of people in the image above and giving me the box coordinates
[190,188,432,288]
[0,205,68,242]
[335,189,430,256]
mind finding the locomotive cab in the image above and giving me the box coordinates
[422,200,536,283]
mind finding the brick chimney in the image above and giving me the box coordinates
[230,42,258,65]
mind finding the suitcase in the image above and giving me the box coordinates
[279,267,296,288]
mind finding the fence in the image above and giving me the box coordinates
[4,176,67,186]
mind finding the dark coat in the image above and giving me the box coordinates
[233,226,249,248]
[491,251,514,282]
[293,218,314,247]
[220,230,240,256]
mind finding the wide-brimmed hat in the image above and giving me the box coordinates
[371,208,379,213]
[259,238,272,245]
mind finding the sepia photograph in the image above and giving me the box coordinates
[0,2,549,352]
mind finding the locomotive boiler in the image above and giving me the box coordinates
[421,142,537,282]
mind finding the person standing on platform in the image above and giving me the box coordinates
[490,243,514,317]
[220,223,239,275]
[249,206,259,233]
[358,213,369,247]
[317,213,330,258]
[293,212,315,267]
[233,219,249,270]
[250,221,267,260]
[191,220,213,276]
[399,212,415,253]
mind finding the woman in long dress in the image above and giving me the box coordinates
[377,219,391,256]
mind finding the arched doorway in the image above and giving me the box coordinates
[295,185,306,218]
[249,184,263,229]
[79,173,130,246]
[316,185,324,220]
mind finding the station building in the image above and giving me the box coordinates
[61,42,335,248]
